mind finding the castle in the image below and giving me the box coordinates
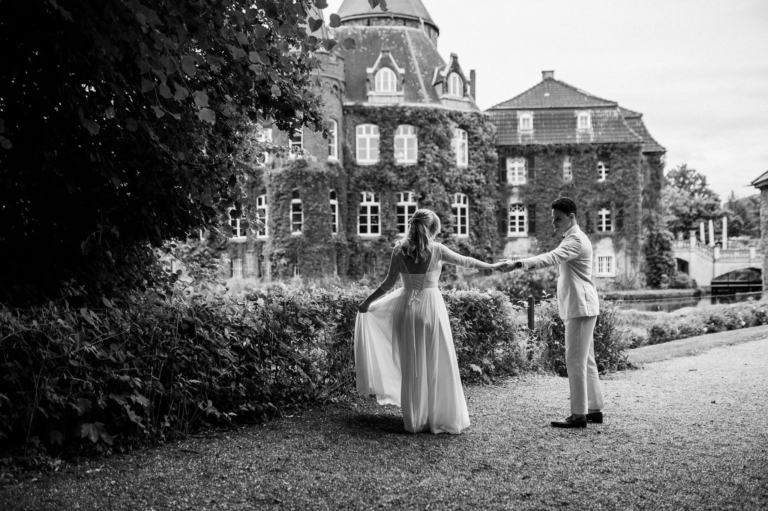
[226,0,665,287]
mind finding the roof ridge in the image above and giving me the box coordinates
[552,78,617,106]
[486,79,543,110]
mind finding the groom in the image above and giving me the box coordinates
[501,197,603,428]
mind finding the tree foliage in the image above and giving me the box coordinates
[643,214,676,289]
[723,192,760,238]
[0,0,339,305]
[663,164,722,234]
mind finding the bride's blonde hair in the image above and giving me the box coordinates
[398,209,441,263]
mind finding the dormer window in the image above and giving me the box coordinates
[375,68,396,92]
[577,112,591,130]
[518,113,533,132]
[448,72,462,97]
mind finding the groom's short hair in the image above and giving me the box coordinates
[551,197,578,217]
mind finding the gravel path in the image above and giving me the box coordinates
[3,339,767,510]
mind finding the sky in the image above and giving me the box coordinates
[323,0,768,201]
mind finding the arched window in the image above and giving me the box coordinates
[508,202,527,237]
[358,192,380,236]
[506,157,527,184]
[256,194,268,239]
[356,124,380,164]
[448,72,462,97]
[396,191,418,236]
[597,161,609,181]
[394,125,418,164]
[598,208,613,232]
[290,190,303,235]
[452,128,468,167]
[329,189,339,235]
[375,67,397,92]
[452,193,469,238]
[229,208,247,239]
[328,119,338,161]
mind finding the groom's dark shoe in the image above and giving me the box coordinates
[551,415,587,428]
[586,412,603,424]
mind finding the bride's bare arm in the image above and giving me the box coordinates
[439,244,504,271]
[358,248,400,313]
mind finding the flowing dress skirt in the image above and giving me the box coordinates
[355,286,470,434]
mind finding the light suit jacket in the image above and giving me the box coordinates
[519,224,599,320]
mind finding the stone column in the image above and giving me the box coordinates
[689,230,697,247]
[708,219,715,247]
[722,216,728,249]
[700,222,706,245]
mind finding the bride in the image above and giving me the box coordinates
[355,209,503,434]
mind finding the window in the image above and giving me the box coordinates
[518,113,533,132]
[448,72,462,97]
[396,191,418,236]
[229,208,247,239]
[452,128,468,167]
[290,190,303,235]
[289,128,303,157]
[258,128,272,166]
[329,189,339,235]
[596,255,615,276]
[577,112,591,130]
[508,202,527,237]
[231,258,243,279]
[256,194,268,239]
[395,124,418,164]
[356,124,380,164]
[452,193,469,238]
[563,156,573,181]
[597,161,609,181]
[328,119,338,160]
[506,157,527,184]
[358,192,380,236]
[598,208,612,232]
[375,67,396,92]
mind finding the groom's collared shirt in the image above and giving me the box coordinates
[519,224,599,320]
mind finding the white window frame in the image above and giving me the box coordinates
[596,255,616,277]
[563,156,573,181]
[329,189,339,235]
[448,72,462,97]
[328,119,338,161]
[289,128,303,158]
[518,113,533,132]
[597,161,609,182]
[258,128,272,166]
[231,258,243,279]
[577,112,592,130]
[452,128,468,168]
[358,191,380,237]
[256,194,268,239]
[452,193,469,238]
[506,157,527,185]
[598,208,613,232]
[395,124,418,164]
[508,202,528,237]
[229,208,247,240]
[356,124,380,165]
[290,190,303,235]
[375,67,396,92]
[396,191,418,236]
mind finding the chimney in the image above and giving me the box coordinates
[542,70,554,80]
[470,69,476,99]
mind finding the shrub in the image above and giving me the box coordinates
[533,298,631,376]
[447,266,559,301]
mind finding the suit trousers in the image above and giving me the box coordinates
[565,316,604,415]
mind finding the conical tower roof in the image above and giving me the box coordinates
[337,0,438,32]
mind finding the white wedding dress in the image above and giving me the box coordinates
[354,242,482,434]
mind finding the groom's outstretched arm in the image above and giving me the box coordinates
[519,234,581,270]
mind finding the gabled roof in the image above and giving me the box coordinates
[622,113,665,153]
[488,77,617,110]
[338,0,438,31]
[750,170,768,189]
[334,25,479,111]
